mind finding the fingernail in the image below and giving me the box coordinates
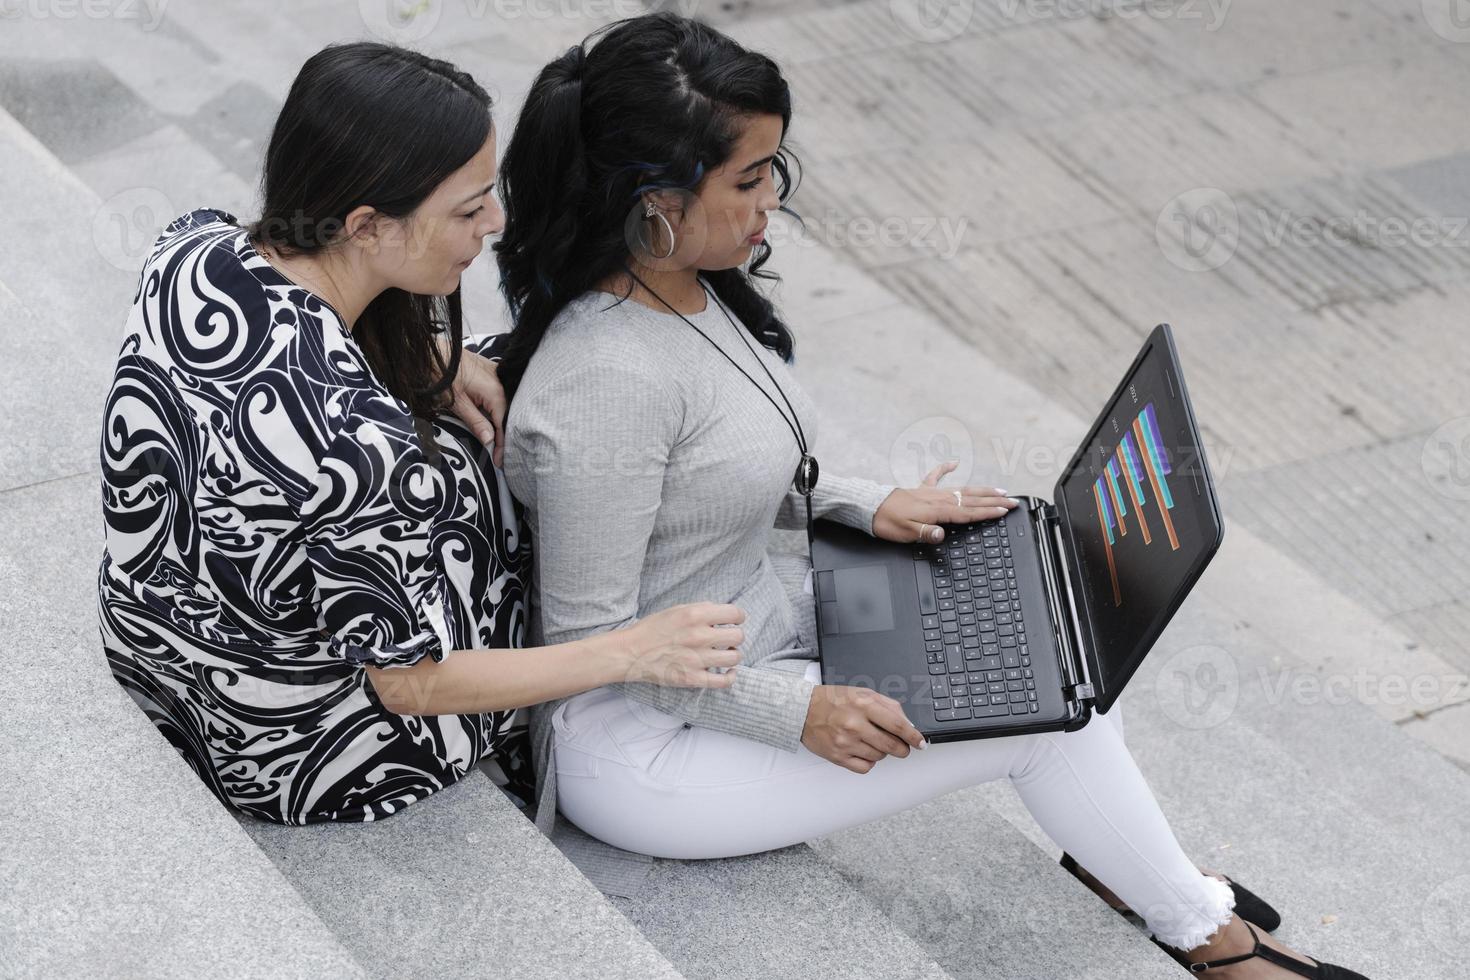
[994,487,1008,495]
[919,739,930,750]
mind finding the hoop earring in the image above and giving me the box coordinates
[644,201,677,260]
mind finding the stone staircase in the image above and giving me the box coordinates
[3,4,1466,978]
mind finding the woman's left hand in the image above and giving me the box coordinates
[439,339,508,467]
[872,462,1020,544]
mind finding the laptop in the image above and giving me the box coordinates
[809,323,1223,742]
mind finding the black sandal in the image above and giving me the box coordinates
[1180,919,1369,977]
[1059,851,1283,932]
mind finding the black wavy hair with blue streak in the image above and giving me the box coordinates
[492,11,802,403]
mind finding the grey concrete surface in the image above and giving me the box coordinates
[237,770,684,980]
[4,0,1469,977]
[607,844,955,980]
[0,474,366,979]
[807,793,1183,980]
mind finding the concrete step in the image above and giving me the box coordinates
[0,473,367,979]
[598,841,955,980]
[807,793,1182,979]
[236,770,685,980]
[0,107,139,493]
[0,94,371,977]
[1111,593,1470,980]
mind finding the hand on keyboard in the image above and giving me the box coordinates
[871,461,1020,544]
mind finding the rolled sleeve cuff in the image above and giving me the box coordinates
[328,577,455,670]
[819,473,899,536]
[720,667,818,754]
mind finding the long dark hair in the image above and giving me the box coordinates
[248,42,493,442]
[493,11,801,403]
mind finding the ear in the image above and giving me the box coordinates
[342,205,383,248]
[643,188,686,217]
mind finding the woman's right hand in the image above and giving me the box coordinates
[801,684,926,773]
[618,602,746,688]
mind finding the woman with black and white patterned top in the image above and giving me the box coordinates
[97,42,744,826]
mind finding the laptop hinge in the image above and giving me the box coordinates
[1032,499,1096,708]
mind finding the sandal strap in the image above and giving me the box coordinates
[1188,921,1264,973]
[1188,921,1321,977]
[1250,944,1323,977]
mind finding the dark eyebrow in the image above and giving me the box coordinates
[458,183,494,206]
[737,155,775,175]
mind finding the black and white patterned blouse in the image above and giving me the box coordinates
[98,208,533,825]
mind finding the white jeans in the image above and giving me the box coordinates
[551,661,1236,951]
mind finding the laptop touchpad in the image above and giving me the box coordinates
[834,565,895,634]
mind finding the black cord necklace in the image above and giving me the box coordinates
[624,268,820,539]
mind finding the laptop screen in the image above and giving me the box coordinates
[1053,325,1223,711]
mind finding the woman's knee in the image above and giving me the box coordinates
[1009,706,1120,782]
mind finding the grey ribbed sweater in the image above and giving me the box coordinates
[502,287,897,839]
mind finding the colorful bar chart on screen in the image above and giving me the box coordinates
[1091,402,1183,607]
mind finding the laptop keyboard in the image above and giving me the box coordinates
[913,521,1040,722]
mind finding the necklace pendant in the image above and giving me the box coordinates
[794,453,819,496]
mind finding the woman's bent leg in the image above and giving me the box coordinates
[553,667,1231,951]
[1008,712,1233,950]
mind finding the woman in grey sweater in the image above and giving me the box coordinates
[495,13,1366,979]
